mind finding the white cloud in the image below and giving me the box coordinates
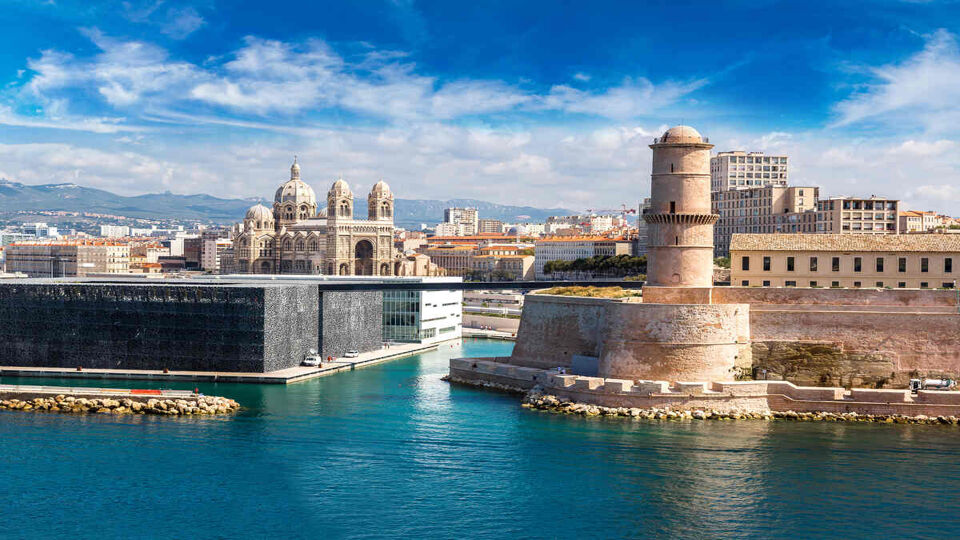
[161,7,206,39]
[543,77,708,119]
[15,31,705,126]
[0,105,142,133]
[26,28,202,109]
[833,29,960,133]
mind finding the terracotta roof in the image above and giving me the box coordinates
[536,236,628,243]
[731,233,960,252]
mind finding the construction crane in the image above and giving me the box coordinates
[585,204,638,215]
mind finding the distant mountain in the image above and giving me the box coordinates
[0,179,574,226]
[0,179,257,221]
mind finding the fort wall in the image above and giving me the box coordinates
[510,294,749,380]
[449,359,960,417]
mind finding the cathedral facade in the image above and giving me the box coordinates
[232,159,397,276]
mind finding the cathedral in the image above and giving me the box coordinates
[232,159,398,275]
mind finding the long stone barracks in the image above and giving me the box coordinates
[0,278,383,372]
[450,125,960,418]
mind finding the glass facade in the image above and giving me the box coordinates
[383,290,422,342]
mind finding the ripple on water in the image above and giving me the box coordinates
[2,340,960,539]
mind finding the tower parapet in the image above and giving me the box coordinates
[644,125,717,291]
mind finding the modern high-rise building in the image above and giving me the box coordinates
[712,186,819,256]
[710,151,788,192]
[443,207,479,236]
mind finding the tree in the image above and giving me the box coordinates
[714,256,730,268]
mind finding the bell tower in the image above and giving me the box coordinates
[644,125,717,297]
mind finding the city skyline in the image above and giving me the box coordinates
[1,1,959,213]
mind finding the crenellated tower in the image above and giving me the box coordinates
[644,125,717,292]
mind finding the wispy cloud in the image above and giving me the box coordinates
[832,28,960,133]
[161,7,206,39]
[13,30,708,130]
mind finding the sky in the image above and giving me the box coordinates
[1,0,960,213]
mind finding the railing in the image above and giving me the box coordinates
[652,136,710,144]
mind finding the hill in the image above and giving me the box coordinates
[0,179,574,226]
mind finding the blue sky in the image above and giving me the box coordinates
[1,0,960,213]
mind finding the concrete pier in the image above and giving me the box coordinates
[0,341,442,384]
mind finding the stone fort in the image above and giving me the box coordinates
[452,126,960,411]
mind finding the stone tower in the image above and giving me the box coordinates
[644,125,717,294]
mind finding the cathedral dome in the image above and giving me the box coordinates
[370,180,392,198]
[245,203,273,222]
[329,178,352,197]
[274,158,317,207]
[659,125,703,144]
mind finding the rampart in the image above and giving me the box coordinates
[449,358,960,417]
[714,287,960,386]
[510,294,749,381]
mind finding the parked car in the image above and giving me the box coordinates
[344,350,360,358]
[301,355,322,367]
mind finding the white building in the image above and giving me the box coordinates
[434,222,465,237]
[100,225,131,238]
[20,223,59,238]
[443,207,479,236]
[534,236,634,279]
[711,151,788,191]
[206,274,463,345]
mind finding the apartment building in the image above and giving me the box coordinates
[900,211,943,233]
[420,244,478,276]
[534,236,634,279]
[710,151,788,192]
[712,186,818,256]
[815,197,899,234]
[478,219,504,234]
[469,254,534,280]
[731,233,960,289]
[443,207,479,236]
[5,241,130,277]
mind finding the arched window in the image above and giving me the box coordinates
[308,240,318,251]
[340,202,349,216]
[295,240,305,251]
[381,202,391,217]
[283,239,292,250]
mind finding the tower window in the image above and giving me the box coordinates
[670,201,676,214]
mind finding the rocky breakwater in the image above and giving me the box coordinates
[0,395,240,416]
[522,388,960,425]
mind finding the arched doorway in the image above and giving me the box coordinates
[259,260,272,273]
[354,240,374,276]
[338,263,349,275]
[380,263,390,276]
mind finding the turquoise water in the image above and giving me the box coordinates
[2,338,960,539]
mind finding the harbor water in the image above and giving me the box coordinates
[2,338,960,539]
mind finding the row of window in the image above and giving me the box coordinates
[716,156,787,164]
[742,256,953,273]
[741,280,955,289]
